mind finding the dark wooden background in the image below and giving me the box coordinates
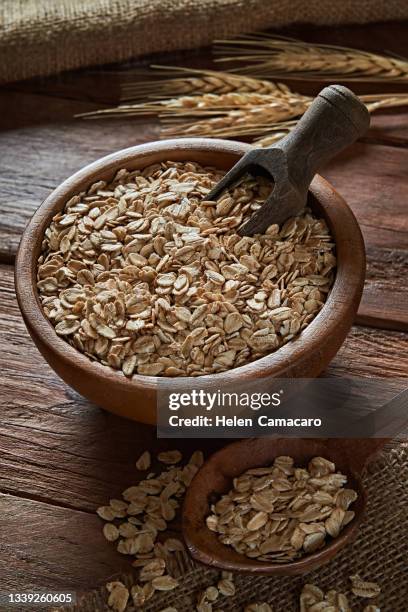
[0,20,407,598]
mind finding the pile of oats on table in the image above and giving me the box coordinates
[37,161,336,377]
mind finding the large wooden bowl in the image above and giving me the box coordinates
[15,139,365,424]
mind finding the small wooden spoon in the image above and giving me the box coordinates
[183,387,408,575]
[182,437,383,575]
[206,84,370,236]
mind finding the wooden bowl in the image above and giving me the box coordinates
[183,437,386,575]
[15,139,365,424]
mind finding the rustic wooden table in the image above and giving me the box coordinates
[0,20,407,599]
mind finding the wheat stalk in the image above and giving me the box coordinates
[79,85,312,139]
[158,94,408,141]
[79,66,408,145]
[214,34,408,82]
[80,88,408,139]
[158,96,310,139]
[362,93,408,112]
[121,66,288,100]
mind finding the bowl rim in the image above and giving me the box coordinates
[15,138,365,391]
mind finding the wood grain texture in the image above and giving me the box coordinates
[0,492,131,592]
[321,142,408,331]
[0,265,219,512]
[1,263,407,513]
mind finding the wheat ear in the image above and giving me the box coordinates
[214,34,408,82]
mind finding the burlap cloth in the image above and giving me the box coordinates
[67,443,407,611]
[1,1,408,84]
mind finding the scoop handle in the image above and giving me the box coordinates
[277,85,370,192]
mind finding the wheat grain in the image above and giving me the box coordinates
[158,91,408,139]
[214,34,408,83]
[136,450,151,471]
[80,90,311,139]
[121,66,288,101]
[78,48,408,147]
[159,93,408,141]
[362,94,408,113]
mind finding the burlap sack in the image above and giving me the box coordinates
[1,0,408,84]
[67,443,407,611]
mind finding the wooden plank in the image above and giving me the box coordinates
[1,263,407,511]
[321,142,408,331]
[328,325,408,379]
[0,264,219,510]
[364,110,408,145]
[356,245,408,330]
[323,143,408,249]
[0,492,131,592]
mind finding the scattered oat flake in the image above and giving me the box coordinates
[97,505,116,521]
[106,581,129,612]
[158,450,183,464]
[140,557,166,581]
[350,575,381,599]
[196,602,212,612]
[218,578,235,596]
[205,585,219,601]
[300,583,353,612]
[103,523,119,542]
[136,450,151,471]
[151,575,179,591]
[189,450,204,467]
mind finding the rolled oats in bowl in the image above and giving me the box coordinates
[37,161,336,377]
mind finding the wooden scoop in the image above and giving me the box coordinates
[182,392,407,575]
[182,438,381,575]
[206,84,370,236]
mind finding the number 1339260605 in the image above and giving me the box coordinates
[1,592,76,607]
